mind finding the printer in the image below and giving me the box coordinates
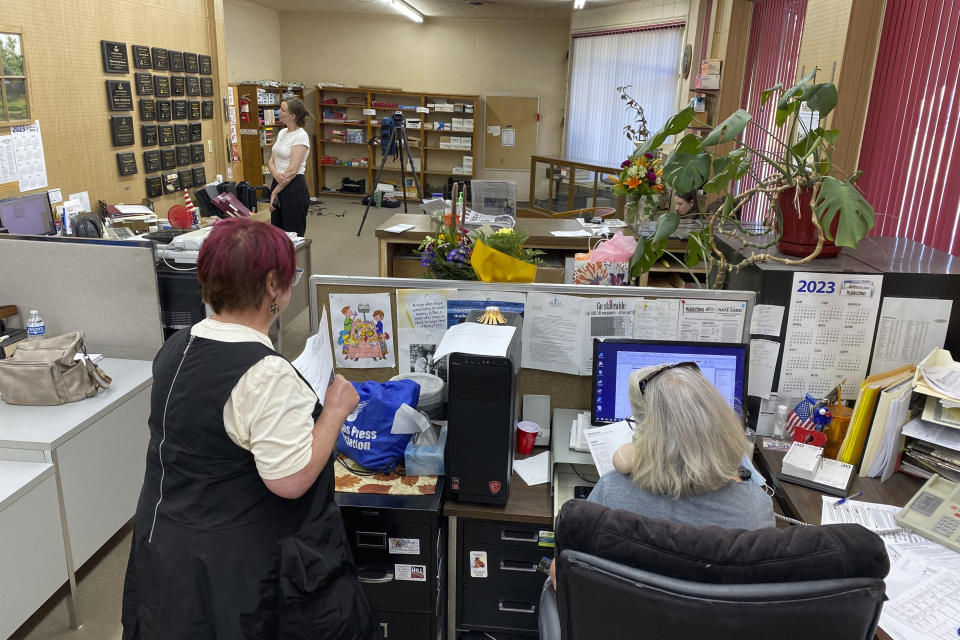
[445,310,522,505]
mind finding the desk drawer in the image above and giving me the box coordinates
[460,584,541,633]
[374,610,431,640]
[462,544,549,590]
[462,520,548,548]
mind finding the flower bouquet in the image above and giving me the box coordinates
[610,152,665,227]
[470,227,544,283]
[415,219,476,280]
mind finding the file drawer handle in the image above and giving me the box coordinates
[356,531,387,548]
[358,570,394,584]
[500,561,538,573]
[498,599,536,614]
[500,530,538,543]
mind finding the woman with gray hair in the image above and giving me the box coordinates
[595,362,773,528]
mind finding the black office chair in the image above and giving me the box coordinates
[540,500,890,640]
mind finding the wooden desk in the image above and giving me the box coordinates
[755,445,924,640]
[443,447,553,638]
[754,445,924,524]
[376,213,597,279]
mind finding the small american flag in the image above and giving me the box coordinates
[785,394,817,437]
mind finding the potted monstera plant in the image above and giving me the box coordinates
[629,70,875,288]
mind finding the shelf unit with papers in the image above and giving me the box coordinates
[315,86,478,200]
[231,83,305,185]
[551,408,600,520]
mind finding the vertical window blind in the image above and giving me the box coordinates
[858,0,960,256]
[738,0,808,222]
[566,23,685,166]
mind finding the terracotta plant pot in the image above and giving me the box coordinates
[777,186,841,258]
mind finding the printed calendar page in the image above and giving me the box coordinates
[778,272,883,398]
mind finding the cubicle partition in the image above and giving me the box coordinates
[0,234,163,360]
[310,276,756,413]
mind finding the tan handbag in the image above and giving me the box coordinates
[0,332,112,406]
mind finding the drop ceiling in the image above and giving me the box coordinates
[246,0,632,21]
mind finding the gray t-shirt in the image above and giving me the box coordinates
[587,471,774,530]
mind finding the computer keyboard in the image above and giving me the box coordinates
[142,228,193,244]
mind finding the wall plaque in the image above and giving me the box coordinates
[169,50,184,73]
[139,98,156,121]
[173,100,187,120]
[176,145,191,166]
[200,77,214,97]
[143,149,161,173]
[157,100,172,122]
[178,169,194,188]
[117,152,138,176]
[186,76,200,96]
[190,143,205,163]
[146,175,163,198]
[192,166,206,185]
[154,75,171,98]
[140,124,158,146]
[110,116,135,146]
[101,40,129,73]
[151,47,169,71]
[175,123,189,144]
[161,149,177,170]
[134,72,154,96]
[131,45,152,69]
[164,171,181,193]
[189,101,201,120]
[158,125,175,146]
[189,123,202,142]
[183,52,199,74]
[198,54,212,75]
[171,75,186,96]
[106,80,133,111]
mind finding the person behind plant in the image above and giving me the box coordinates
[268,97,311,237]
[549,363,772,588]
[674,190,701,216]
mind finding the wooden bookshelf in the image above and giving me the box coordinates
[315,86,479,199]
[230,83,305,185]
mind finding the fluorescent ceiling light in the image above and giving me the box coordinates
[573,0,586,9]
[389,0,424,22]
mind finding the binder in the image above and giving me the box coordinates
[837,365,915,466]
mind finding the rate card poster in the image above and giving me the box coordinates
[329,293,395,369]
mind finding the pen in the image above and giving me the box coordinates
[833,490,863,507]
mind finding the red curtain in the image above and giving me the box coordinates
[858,0,960,256]
[737,0,808,222]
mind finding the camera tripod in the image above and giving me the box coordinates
[356,112,423,236]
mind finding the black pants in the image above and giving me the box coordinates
[271,174,309,237]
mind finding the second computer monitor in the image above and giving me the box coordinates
[592,339,748,424]
[0,193,57,236]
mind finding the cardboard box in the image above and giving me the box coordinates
[699,59,722,75]
[434,121,449,130]
[694,74,721,90]
[405,119,421,129]
[452,167,464,175]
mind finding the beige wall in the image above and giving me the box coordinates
[795,0,853,83]
[710,0,734,59]
[224,0,281,83]
[0,0,227,210]
[278,12,570,200]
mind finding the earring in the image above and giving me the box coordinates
[269,295,279,315]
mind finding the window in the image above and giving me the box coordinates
[566,24,685,166]
[0,31,29,124]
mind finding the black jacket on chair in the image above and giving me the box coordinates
[540,499,890,640]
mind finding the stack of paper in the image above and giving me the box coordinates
[781,442,823,480]
[837,364,915,466]
[900,417,960,482]
[859,376,914,478]
[568,411,591,453]
[582,420,633,477]
[780,442,854,494]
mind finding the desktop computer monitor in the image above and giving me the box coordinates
[0,193,57,236]
[591,339,748,424]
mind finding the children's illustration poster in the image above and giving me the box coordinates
[330,293,396,369]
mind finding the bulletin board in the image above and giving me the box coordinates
[484,95,540,170]
[310,276,755,412]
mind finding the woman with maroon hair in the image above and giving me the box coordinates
[122,218,374,639]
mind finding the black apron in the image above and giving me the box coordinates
[121,329,374,640]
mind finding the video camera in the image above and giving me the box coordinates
[379,111,405,157]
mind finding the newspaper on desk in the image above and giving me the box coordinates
[820,495,960,640]
[463,210,515,229]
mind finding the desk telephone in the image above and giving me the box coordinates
[895,474,960,553]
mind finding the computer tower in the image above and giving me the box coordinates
[446,311,522,505]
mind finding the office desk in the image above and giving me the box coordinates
[0,358,153,630]
[443,449,553,637]
[754,445,925,640]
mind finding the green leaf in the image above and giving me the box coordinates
[704,148,746,193]
[775,69,817,126]
[663,134,712,193]
[820,128,839,145]
[651,211,679,244]
[814,176,876,248]
[629,234,646,275]
[684,233,703,267]
[699,109,750,148]
[791,131,822,160]
[775,100,799,127]
[761,83,783,105]
[663,106,696,135]
[801,83,838,119]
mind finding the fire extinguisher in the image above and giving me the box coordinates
[239,94,251,123]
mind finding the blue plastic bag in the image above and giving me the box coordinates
[404,426,448,476]
[337,379,420,471]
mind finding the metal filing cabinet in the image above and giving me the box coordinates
[457,519,554,635]
[336,482,446,640]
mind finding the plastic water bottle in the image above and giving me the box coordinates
[26,310,45,340]
[772,404,789,440]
